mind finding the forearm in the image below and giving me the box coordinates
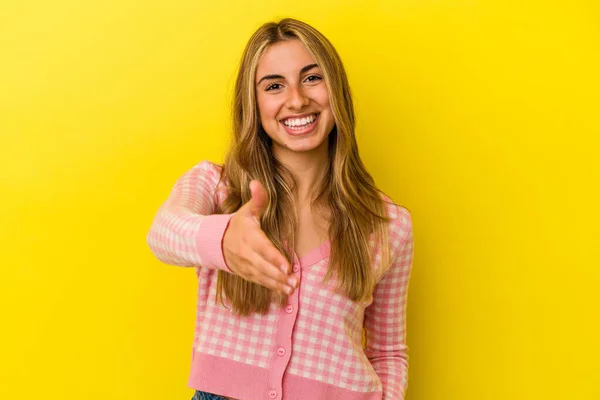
[146,160,234,272]
[367,351,409,399]
[146,205,233,271]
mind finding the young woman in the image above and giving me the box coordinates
[147,18,414,400]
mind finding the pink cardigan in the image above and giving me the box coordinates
[146,161,414,400]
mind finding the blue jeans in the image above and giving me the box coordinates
[192,390,227,400]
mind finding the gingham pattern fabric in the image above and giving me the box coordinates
[147,161,414,400]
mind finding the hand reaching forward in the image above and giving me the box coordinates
[222,180,298,296]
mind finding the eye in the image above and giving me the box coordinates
[265,83,283,91]
[305,75,322,84]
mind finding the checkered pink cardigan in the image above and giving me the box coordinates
[146,161,414,400]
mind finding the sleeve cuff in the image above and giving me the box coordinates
[195,213,235,273]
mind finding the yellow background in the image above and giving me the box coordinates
[1,1,598,399]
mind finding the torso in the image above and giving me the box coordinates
[222,207,328,400]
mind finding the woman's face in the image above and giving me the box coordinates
[255,39,335,156]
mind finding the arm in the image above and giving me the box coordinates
[363,207,414,399]
[146,160,234,273]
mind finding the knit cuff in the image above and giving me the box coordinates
[196,213,235,273]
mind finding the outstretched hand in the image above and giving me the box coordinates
[222,180,297,296]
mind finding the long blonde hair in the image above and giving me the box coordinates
[215,18,393,315]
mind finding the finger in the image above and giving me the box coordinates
[261,275,295,296]
[251,231,292,275]
[246,180,268,222]
[249,251,294,289]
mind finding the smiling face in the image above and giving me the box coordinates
[255,39,336,158]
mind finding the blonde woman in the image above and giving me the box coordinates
[147,18,414,400]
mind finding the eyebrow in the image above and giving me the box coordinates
[256,63,319,86]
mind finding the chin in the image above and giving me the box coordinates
[279,134,329,153]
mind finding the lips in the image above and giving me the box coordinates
[281,113,319,136]
[281,113,319,127]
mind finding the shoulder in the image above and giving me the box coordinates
[173,160,226,195]
[190,160,231,204]
[182,160,224,186]
[194,160,223,177]
[379,192,413,252]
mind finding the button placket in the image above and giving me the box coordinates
[267,259,301,400]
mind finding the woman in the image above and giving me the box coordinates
[147,18,414,400]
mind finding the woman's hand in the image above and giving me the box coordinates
[222,180,297,296]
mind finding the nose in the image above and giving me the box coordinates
[286,85,309,111]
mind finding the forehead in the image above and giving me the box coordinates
[256,39,317,78]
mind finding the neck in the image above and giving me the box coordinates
[273,140,329,206]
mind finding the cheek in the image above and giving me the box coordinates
[316,90,335,128]
[257,96,279,121]
[315,88,332,110]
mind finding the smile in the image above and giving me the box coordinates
[282,113,318,128]
[281,113,320,136]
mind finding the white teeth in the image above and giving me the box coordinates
[283,114,317,127]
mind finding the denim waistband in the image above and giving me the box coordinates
[192,390,228,400]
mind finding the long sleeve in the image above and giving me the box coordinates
[146,160,235,273]
[363,206,414,399]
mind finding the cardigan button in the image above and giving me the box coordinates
[277,347,286,356]
[292,265,299,273]
[268,390,277,399]
[285,305,293,314]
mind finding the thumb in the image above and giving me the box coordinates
[246,180,268,223]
